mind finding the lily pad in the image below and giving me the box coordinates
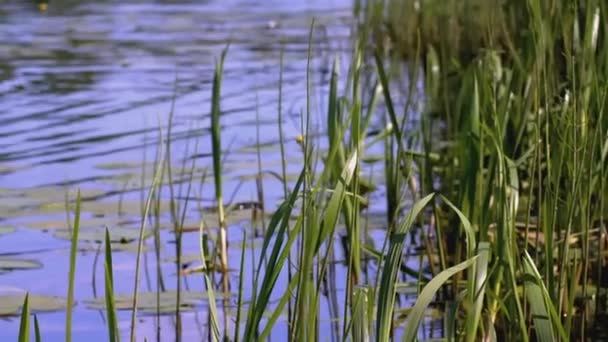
[0,226,16,236]
[81,242,151,253]
[53,227,152,243]
[86,201,171,217]
[95,161,150,170]
[179,208,269,232]
[23,187,106,203]
[84,290,221,314]
[163,253,204,267]
[0,258,42,273]
[0,164,23,174]
[0,293,68,316]
[24,216,134,231]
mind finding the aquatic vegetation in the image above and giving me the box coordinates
[360,0,608,340]
[0,293,67,317]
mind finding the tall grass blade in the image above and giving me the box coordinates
[243,170,305,340]
[18,293,30,342]
[402,256,479,342]
[34,315,41,342]
[210,47,229,275]
[376,193,434,341]
[66,190,81,342]
[523,251,566,342]
[130,128,165,342]
[104,228,119,342]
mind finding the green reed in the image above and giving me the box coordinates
[362,0,608,340]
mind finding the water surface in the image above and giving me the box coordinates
[0,0,357,340]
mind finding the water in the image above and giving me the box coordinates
[0,0,359,340]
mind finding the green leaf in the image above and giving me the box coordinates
[18,293,30,342]
[0,294,68,316]
[402,256,479,342]
[376,193,434,342]
[104,228,119,342]
[66,190,81,342]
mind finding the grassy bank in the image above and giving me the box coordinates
[11,0,608,341]
[359,0,608,340]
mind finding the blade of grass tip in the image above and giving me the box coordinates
[210,46,231,339]
[440,195,476,258]
[18,293,30,342]
[211,46,229,276]
[34,315,41,342]
[66,190,81,342]
[376,193,434,342]
[104,228,119,342]
[130,126,166,342]
[402,256,479,342]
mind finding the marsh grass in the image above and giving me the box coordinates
[362,0,608,340]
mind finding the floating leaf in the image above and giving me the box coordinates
[0,258,42,273]
[81,242,150,253]
[95,162,150,170]
[163,253,205,266]
[23,187,106,203]
[0,164,23,174]
[84,290,223,314]
[178,209,265,232]
[24,216,134,231]
[53,227,152,243]
[0,293,67,316]
[0,226,16,236]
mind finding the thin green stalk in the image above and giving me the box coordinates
[130,126,166,342]
[66,191,81,342]
[104,228,119,342]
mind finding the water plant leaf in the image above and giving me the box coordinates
[24,187,106,203]
[0,258,42,273]
[376,193,434,342]
[54,227,152,243]
[34,314,41,342]
[95,161,151,170]
[104,228,119,342]
[25,216,134,231]
[66,190,81,342]
[0,226,16,236]
[18,293,29,342]
[85,291,216,314]
[0,293,68,316]
[402,256,478,342]
[522,251,566,342]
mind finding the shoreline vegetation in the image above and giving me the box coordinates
[10,0,608,341]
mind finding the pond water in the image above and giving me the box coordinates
[0,0,358,340]
[0,1,436,341]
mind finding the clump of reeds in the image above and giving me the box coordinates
[362,0,608,340]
